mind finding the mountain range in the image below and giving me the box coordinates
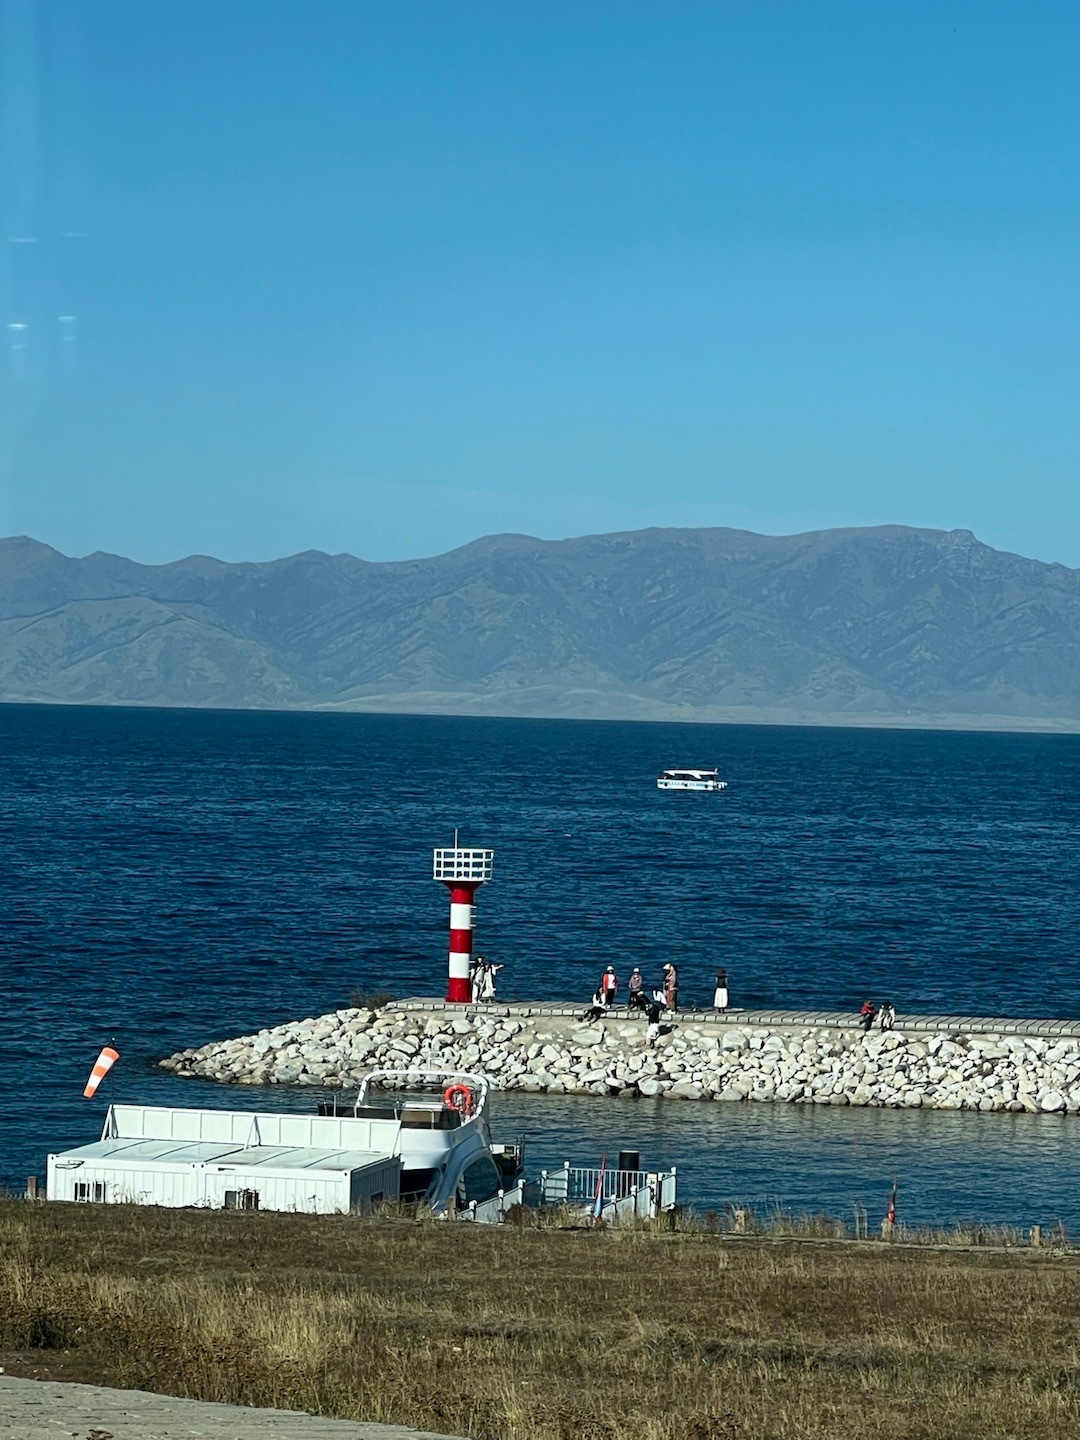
[1,525,1079,730]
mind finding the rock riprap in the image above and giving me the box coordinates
[158,1006,1080,1113]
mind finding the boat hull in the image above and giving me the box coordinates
[657,778,727,791]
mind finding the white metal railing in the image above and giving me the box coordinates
[538,1164,677,1219]
[455,1169,675,1225]
[433,848,494,883]
[352,1069,490,1122]
[612,1170,675,1220]
[463,1179,532,1224]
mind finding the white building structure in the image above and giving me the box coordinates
[47,1104,401,1215]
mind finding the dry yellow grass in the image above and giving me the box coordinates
[2,1200,1079,1439]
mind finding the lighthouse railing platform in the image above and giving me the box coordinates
[433,848,494,882]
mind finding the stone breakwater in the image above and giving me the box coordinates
[159,1004,1080,1113]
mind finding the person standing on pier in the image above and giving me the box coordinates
[879,1000,895,1031]
[600,966,618,1007]
[645,999,664,1047]
[470,956,485,1003]
[481,960,503,1001]
[713,968,729,1011]
[663,963,679,1012]
[628,967,644,1009]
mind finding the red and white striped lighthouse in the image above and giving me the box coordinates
[433,840,494,1003]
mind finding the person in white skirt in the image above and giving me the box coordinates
[713,968,729,1011]
[481,960,503,1000]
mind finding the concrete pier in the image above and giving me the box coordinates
[160,999,1080,1114]
[398,998,1080,1040]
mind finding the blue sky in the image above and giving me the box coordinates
[2,0,1080,566]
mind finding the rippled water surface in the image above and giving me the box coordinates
[3,704,1080,1224]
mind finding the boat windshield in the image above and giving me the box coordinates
[351,1071,489,1121]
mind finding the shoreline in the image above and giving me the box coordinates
[159,999,1080,1114]
[5,696,1080,734]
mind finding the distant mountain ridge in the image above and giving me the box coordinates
[1,525,1079,729]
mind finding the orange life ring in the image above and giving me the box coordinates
[443,1082,475,1116]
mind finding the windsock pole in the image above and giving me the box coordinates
[592,1152,608,1225]
[84,1046,119,1098]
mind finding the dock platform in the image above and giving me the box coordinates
[398,998,1080,1039]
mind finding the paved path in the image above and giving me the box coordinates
[0,1376,468,1440]
[399,997,1080,1038]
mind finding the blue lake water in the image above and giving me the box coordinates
[3,702,1080,1228]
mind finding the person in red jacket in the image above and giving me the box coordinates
[600,966,618,1007]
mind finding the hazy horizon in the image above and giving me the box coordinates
[4,518,1077,573]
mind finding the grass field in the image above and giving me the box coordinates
[2,1200,1079,1440]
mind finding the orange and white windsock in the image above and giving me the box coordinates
[83,1046,119,1098]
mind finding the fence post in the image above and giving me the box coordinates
[25,1176,38,1201]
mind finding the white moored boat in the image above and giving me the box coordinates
[657,767,728,792]
[47,1068,680,1224]
[318,1069,519,1216]
[47,1069,521,1221]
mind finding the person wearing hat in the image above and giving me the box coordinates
[663,962,679,1013]
[599,965,618,1007]
[627,966,644,1010]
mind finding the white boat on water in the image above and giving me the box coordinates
[657,767,728,792]
[319,1069,519,1216]
[332,1073,677,1223]
[47,1069,520,1220]
[47,1067,678,1223]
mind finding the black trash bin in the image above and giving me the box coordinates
[617,1150,640,1197]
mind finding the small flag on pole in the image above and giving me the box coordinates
[592,1152,608,1224]
[84,1046,119,1098]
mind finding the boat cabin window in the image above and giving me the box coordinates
[400,1106,461,1129]
[74,1181,106,1203]
[318,1100,461,1128]
[456,1156,502,1208]
[400,1167,438,1201]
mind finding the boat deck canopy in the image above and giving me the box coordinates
[52,1136,388,1173]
